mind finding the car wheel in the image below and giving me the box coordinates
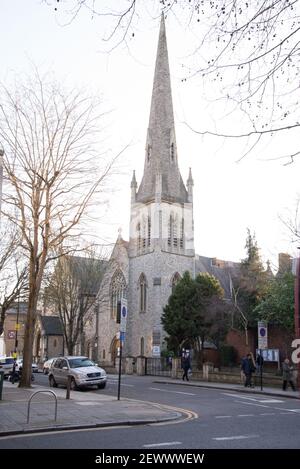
[70,378,77,391]
[49,375,58,388]
[97,382,106,389]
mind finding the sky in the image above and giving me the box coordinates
[0,0,299,269]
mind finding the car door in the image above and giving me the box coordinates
[59,359,69,386]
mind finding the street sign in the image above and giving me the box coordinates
[120,331,126,343]
[120,298,127,333]
[258,321,268,350]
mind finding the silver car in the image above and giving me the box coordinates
[48,356,107,390]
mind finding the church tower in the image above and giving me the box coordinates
[127,15,195,358]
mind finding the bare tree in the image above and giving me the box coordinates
[0,71,120,386]
[0,220,28,338]
[45,0,300,161]
[44,249,107,355]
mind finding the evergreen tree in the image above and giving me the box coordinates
[161,271,226,355]
[254,272,294,333]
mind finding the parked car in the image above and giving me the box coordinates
[43,357,57,375]
[0,357,15,377]
[48,356,107,390]
[16,359,39,373]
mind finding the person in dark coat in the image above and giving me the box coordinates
[256,353,264,374]
[241,353,256,387]
[182,354,191,381]
[282,358,296,391]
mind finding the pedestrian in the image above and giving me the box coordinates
[282,358,296,391]
[10,358,18,384]
[241,353,256,388]
[256,353,264,374]
[182,353,191,381]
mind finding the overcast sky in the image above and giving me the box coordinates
[1,1,299,269]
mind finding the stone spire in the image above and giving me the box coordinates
[136,14,188,204]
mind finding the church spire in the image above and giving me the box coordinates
[136,14,188,204]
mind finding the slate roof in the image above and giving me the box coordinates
[40,316,64,336]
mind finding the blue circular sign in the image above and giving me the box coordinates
[122,306,127,318]
[259,327,266,337]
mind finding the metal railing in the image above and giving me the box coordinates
[27,390,58,424]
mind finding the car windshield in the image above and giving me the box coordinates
[0,358,14,364]
[68,358,95,368]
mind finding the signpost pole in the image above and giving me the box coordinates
[260,348,263,391]
[117,299,127,401]
[117,336,122,401]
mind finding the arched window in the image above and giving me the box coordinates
[142,216,146,249]
[168,214,173,247]
[173,214,178,247]
[180,218,184,248]
[139,273,147,313]
[171,272,181,292]
[140,337,145,356]
[110,270,127,320]
[136,222,141,252]
[147,216,151,247]
[170,142,175,161]
[147,144,151,162]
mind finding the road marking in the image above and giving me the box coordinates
[274,408,300,413]
[143,441,182,448]
[215,415,232,419]
[258,399,284,403]
[150,387,195,396]
[260,413,276,415]
[237,414,254,417]
[223,393,284,404]
[107,381,134,387]
[235,401,270,408]
[213,435,258,441]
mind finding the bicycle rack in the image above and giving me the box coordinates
[27,390,58,424]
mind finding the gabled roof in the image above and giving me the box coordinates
[40,316,63,336]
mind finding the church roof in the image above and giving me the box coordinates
[136,14,188,204]
[40,316,64,336]
[195,255,240,299]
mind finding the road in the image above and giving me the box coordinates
[0,373,300,449]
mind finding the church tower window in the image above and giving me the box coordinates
[147,144,151,163]
[139,273,147,313]
[170,142,175,161]
[137,222,141,252]
[180,218,184,248]
[110,270,127,320]
[147,216,151,247]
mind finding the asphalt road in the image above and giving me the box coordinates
[1,373,300,449]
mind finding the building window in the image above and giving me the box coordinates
[103,349,106,360]
[53,339,57,348]
[110,270,127,320]
[147,216,151,247]
[171,272,181,292]
[147,144,151,162]
[139,273,147,313]
[168,214,179,248]
[140,337,145,356]
[137,222,141,252]
[180,218,184,248]
[170,142,175,161]
[168,214,172,247]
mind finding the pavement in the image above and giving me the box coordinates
[0,375,299,437]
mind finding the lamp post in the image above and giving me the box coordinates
[295,250,300,391]
[14,297,20,356]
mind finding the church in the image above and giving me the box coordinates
[96,15,235,368]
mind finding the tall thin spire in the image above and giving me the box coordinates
[136,14,188,204]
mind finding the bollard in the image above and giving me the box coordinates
[0,371,4,400]
[66,375,72,399]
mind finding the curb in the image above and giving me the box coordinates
[154,379,300,399]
